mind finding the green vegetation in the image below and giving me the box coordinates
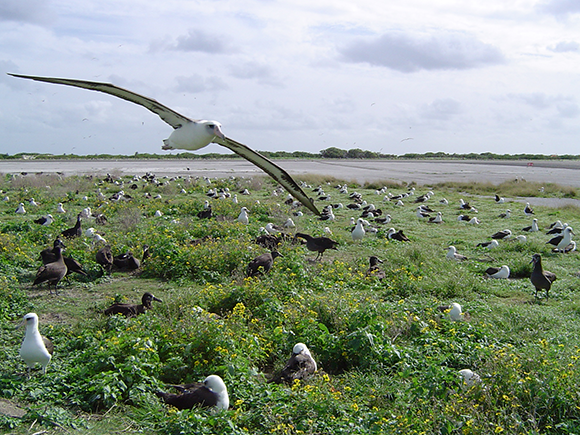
[0,172,579,434]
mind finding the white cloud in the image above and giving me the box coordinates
[548,40,580,52]
[0,0,55,25]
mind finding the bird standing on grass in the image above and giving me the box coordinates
[33,246,67,294]
[295,233,338,260]
[237,207,249,225]
[19,313,53,376]
[247,251,282,277]
[352,218,366,241]
[530,254,556,299]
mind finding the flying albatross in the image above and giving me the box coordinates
[8,73,320,216]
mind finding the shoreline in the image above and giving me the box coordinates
[1,158,580,188]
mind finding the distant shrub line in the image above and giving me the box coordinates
[1,149,579,161]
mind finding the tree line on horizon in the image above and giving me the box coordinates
[1,147,578,161]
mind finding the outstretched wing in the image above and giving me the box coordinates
[8,73,192,129]
[218,136,320,215]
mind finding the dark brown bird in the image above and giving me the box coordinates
[247,251,282,277]
[113,252,141,271]
[294,233,338,260]
[104,292,162,316]
[156,375,229,410]
[268,343,317,384]
[530,254,556,299]
[255,234,281,250]
[40,238,87,277]
[96,245,114,273]
[365,256,385,279]
[197,206,212,219]
[33,246,67,294]
[61,213,82,238]
[491,229,512,240]
[387,228,410,242]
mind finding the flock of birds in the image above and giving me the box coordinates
[12,169,577,407]
[6,72,577,409]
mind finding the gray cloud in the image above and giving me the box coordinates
[174,74,229,93]
[537,0,580,16]
[548,41,579,52]
[175,29,234,53]
[0,0,54,25]
[419,98,461,120]
[506,92,579,117]
[150,29,235,54]
[228,62,282,86]
[339,31,505,72]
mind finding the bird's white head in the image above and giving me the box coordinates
[204,375,229,410]
[19,312,39,330]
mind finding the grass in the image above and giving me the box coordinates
[0,172,579,434]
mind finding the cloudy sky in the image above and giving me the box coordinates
[1,0,579,156]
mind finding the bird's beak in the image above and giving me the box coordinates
[153,296,162,302]
[16,319,25,329]
[213,124,225,141]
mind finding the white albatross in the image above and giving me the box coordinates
[8,73,319,216]
[19,313,53,376]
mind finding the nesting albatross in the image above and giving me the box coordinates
[156,374,229,411]
[269,343,318,384]
[8,73,319,216]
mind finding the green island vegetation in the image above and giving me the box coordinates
[1,148,579,161]
[0,171,579,434]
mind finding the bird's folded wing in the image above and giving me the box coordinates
[219,137,320,215]
[7,73,192,128]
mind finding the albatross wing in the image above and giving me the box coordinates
[7,73,192,129]
[9,73,320,215]
[218,136,319,215]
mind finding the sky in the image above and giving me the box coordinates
[1,0,579,157]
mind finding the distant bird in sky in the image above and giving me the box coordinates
[9,73,319,216]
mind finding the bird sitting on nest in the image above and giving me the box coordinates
[437,302,464,321]
[104,292,162,316]
[446,246,467,261]
[269,343,317,384]
[96,245,114,273]
[365,256,385,279]
[19,313,53,376]
[485,265,510,279]
[156,375,229,410]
